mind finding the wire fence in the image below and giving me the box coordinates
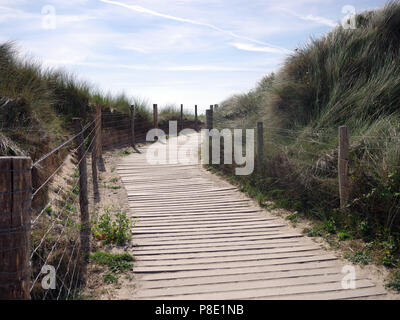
[210,109,400,219]
[29,115,100,300]
[101,106,202,149]
[0,110,102,300]
[0,103,206,300]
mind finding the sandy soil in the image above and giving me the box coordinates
[82,143,141,300]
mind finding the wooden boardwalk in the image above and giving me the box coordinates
[117,134,387,300]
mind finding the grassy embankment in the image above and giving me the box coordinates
[211,1,400,290]
[0,42,198,298]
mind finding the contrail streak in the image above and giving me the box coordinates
[99,0,292,54]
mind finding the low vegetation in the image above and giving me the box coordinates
[92,205,134,246]
[89,252,134,284]
[386,269,400,291]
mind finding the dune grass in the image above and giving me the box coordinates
[212,1,400,276]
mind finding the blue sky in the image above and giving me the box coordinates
[0,0,385,113]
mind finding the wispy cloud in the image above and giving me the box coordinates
[164,65,265,72]
[230,42,292,54]
[43,59,266,72]
[0,5,35,21]
[280,8,338,27]
[99,0,292,54]
[296,14,338,27]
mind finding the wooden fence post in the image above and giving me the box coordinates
[206,110,212,164]
[0,156,32,300]
[130,104,135,148]
[73,118,90,262]
[257,122,264,172]
[81,99,88,121]
[91,146,99,202]
[209,107,213,129]
[95,105,102,160]
[180,104,184,131]
[195,105,198,132]
[338,125,349,210]
[90,115,99,202]
[206,109,213,130]
[153,104,158,129]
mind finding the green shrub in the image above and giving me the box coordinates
[324,219,337,234]
[380,238,399,268]
[345,250,371,265]
[358,220,371,239]
[337,231,352,241]
[306,226,324,237]
[286,212,298,222]
[92,206,134,245]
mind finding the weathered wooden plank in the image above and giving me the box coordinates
[138,266,342,289]
[134,274,369,299]
[133,279,378,300]
[137,260,340,281]
[132,254,338,273]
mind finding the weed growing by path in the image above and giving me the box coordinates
[344,250,371,265]
[386,269,400,292]
[92,206,134,245]
[120,150,131,156]
[89,251,134,284]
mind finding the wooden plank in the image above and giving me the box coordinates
[133,279,377,300]
[132,254,338,273]
[134,274,369,299]
[137,260,339,281]
[138,267,342,289]
[132,239,306,255]
[135,249,324,267]
[135,245,320,261]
